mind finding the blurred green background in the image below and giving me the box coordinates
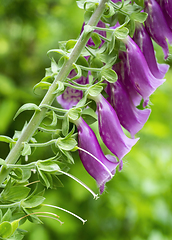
[0,0,172,240]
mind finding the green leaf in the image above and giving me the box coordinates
[82,108,98,125]
[82,25,94,40]
[91,32,101,48]
[56,138,77,151]
[101,68,118,83]
[53,81,64,95]
[22,196,45,208]
[47,48,68,57]
[108,33,116,54]
[0,221,12,239]
[62,113,69,136]
[0,135,15,144]
[34,81,52,91]
[37,160,60,173]
[114,27,129,39]
[0,186,30,202]
[134,0,144,7]
[38,170,51,188]
[131,12,148,23]
[68,108,82,121]
[76,92,88,108]
[0,158,7,168]
[21,142,31,156]
[2,209,12,222]
[11,219,20,236]
[51,58,58,73]
[71,64,82,81]
[66,39,77,50]
[60,149,75,164]
[88,84,103,97]
[13,103,41,120]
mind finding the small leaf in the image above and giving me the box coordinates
[53,81,64,95]
[114,27,129,39]
[34,81,52,91]
[82,25,94,40]
[71,64,82,81]
[22,196,45,208]
[76,92,88,108]
[0,135,15,144]
[0,221,12,239]
[1,186,30,202]
[62,113,69,136]
[66,39,77,50]
[51,58,58,73]
[11,219,20,236]
[68,108,82,121]
[0,158,7,168]
[38,170,51,189]
[134,0,144,7]
[56,138,77,151]
[2,209,12,222]
[108,33,116,54]
[91,32,102,48]
[13,103,41,120]
[47,48,68,57]
[131,12,148,23]
[21,142,31,156]
[37,160,60,173]
[88,85,103,97]
[101,68,118,83]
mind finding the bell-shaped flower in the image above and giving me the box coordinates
[157,0,172,31]
[122,36,165,101]
[109,80,151,137]
[112,58,142,106]
[133,23,169,79]
[94,94,139,160]
[75,117,119,194]
[144,0,172,59]
[57,70,89,109]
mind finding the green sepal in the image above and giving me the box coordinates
[62,113,69,136]
[88,84,103,97]
[101,67,118,83]
[131,12,148,23]
[0,221,13,239]
[21,196,45,209]
[81,108,98,125]
[82,25,94,40]
[91,32,102,48]
[21,142,31,156]
[56,138,77,151]
[114,27,129,39]
[134,0,144,7]
[70,64,82,81]
[2,209,12,222]
[13,103,41,120]
[66,39,77,51]
[53,81,64,95]
[37,160,60,173]
[0,135,15,144]
[68,108,82,121]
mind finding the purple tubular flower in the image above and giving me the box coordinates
[133,23,169,79]
[109,80,151,137]
[122,36,165,100]
[144,0,172,59]
[95,94,139,160]
[75,117,119,194]
[57,70,89,109]
[112,58,142,106]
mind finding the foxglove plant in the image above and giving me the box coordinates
[0,0,171,238]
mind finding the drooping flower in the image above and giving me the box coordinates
[133,23,169,79]
[109,80,151,137]
[144,0,172,59]
[75,117,119,194]
[94,94,139,160]
[112,58,142,106]
[121,36,165,101]
[57,70,89,109]
[156,0,172,31]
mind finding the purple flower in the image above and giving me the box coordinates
[144,0,172,59]
[112,58,142,106]
[121,36,165,100]
[75,117,119,194]
[133,23,169,79]
[109,80,151,137]
[57,70,89,109]
[157,0,172,31]
[95,94,139,160]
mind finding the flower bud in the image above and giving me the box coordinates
[75,117,119,194]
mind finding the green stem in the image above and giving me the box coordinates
[0,0,109,185]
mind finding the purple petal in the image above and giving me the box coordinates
[144,0,172,59]
[110,80,151,137]
[96,94,139,160]
[113,57,142,106]
[133,23,169,78]
[76,117,119,194]
[122,36,165,100]
[57,70,89,109]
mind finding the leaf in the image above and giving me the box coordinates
[0,158,7,168]
[108,32,116,54]
[38,170,51,189]
[82,108,98,125]
[1,186,30,202]
[70,64,82,81]
[76,92,88,108]
[2,209,12,222]
[131,12,148,23]
[0,135,15,144]
[101,68,118,83]
[53,81,64,95]
[13,103,41,120]
[114,27,129,39]
[88,84,103,97]
[33,81,51,91]
[11,219,20,236]
[62,113,69,136]
[0,221,12,239]
[68,108,82,121]
[134,0,144,7]
[37,160,60,173]
[47,48,68,57]
[66,39,77,50]
[91,32,102,48]
[51,58,58,73]
[56,138,77,151]
[22,196,45,208]
[82,25,94,40]
[21,142,31,156]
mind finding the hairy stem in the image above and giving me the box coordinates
[0,0,109,185]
